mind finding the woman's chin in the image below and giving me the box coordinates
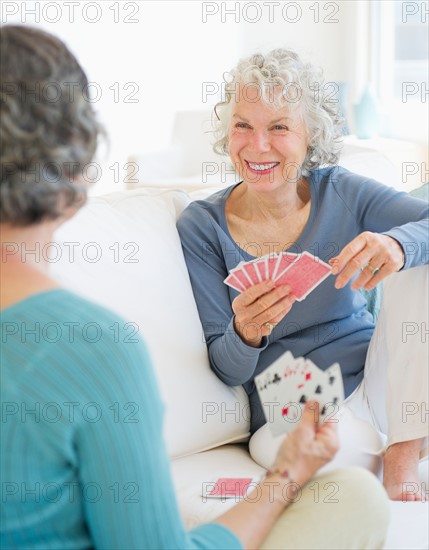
[243,176,284,191]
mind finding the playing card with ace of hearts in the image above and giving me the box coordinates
[254,352,304,431]
[255,352,345,437]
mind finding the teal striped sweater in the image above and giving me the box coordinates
[0,289,241,549]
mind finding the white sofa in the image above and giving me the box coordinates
[51,170,428,549]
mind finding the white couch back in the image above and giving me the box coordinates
[51,188,250,458]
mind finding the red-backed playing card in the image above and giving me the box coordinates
[207,477,254,498]
[240,261,261,285]
[274,251,332,300]
[266,255,279,280]
[254,257,268,280]
[224,272,245,292]
[229,268,253,290]
[273,252,299,279]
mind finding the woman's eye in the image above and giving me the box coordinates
[272,125,288,131]
[235,122,250,129]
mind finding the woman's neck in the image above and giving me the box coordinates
[236,177,310,223]
[0,222,60,309]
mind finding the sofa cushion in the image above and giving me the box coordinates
[170,444,265,529]
[410,182,429,201]
[51,188,250,458]
[171,446,428,550]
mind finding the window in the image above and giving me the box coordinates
[372,0,428,142]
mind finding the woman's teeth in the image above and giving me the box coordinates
[248,162,278,171]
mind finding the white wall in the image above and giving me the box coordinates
[1,1,243,193]
[2,1,425,194]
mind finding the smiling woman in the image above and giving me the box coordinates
[213,50,344,176]
[177,48,429,502]
[227,97,309,197]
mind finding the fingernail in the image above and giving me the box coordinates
[334,281,342,289]
[331,265,339,275]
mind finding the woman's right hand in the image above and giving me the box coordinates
[232,279,296,347]
[270,401,340,488]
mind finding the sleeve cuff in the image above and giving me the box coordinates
[227,317,270,355]
[382,232,407,270]
[382,230,409,270]
[188,522,243,549]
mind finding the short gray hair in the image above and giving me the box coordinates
[213,49,344,175]
[0,25,101,226]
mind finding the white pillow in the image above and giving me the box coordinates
[51,188,250,458]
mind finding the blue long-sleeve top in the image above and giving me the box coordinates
[0,289,242,550]
[177,166,429,434]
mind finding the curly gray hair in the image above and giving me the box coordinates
[0,25,101,226]
[213,49,344,175]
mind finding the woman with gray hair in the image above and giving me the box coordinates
[1,27,390,549]
[177,49,429,501]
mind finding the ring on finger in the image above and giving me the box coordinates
[365,262,380,276]
[263,322,275,332]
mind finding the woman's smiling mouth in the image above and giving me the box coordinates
[245,160,280,174]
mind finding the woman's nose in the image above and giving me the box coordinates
[249,131,271,152]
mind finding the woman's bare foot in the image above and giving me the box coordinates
[383,439,425,501]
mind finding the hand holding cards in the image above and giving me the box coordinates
[255,351,344,437]
[224,251,332,301]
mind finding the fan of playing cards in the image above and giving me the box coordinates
[224,251,332,301]
[255,351,345,437]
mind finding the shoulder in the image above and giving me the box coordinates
[311,165,373,190]
[48,290,139,340]
[2,289,152,382]
[1,289,162,435]
[53,290,150,360]
[177,183,239,237]
[311,165,397,203]
[178,184,239,224]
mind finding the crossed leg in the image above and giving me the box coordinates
[250,265,429,501]
[362,264,428,501]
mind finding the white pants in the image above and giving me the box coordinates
[250,265,429,484]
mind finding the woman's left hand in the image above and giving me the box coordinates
[329,231,405,291]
